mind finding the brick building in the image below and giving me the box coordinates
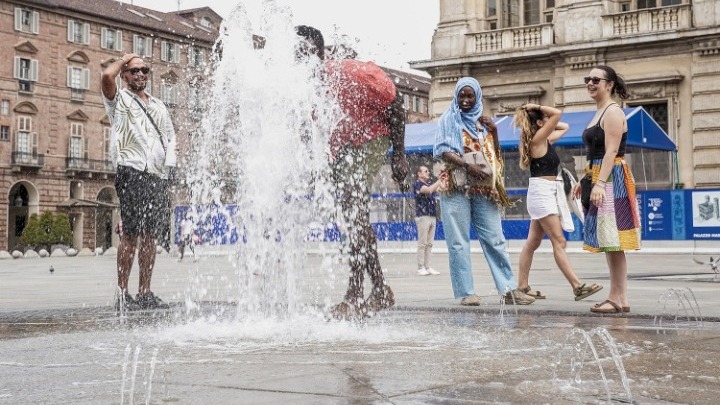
[411,0,720,190]
[1,0,220,251]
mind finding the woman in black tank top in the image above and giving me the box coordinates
[512,104,603,301]
[575,65,641,315]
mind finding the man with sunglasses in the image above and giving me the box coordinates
[102,53,177,311]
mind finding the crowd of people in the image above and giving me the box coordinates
[104,23,638,316]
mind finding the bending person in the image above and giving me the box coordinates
[515,103,603,301]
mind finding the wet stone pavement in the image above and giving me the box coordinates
[1,248,720,404]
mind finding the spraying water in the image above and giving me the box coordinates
[186,1,341,319]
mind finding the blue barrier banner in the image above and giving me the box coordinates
[687,189,720,239]
[174,188,720,243]
[671,190,686,240]
[638,190,673,240]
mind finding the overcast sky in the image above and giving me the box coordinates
[123,0,438,75]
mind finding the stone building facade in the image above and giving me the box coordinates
[0,0,219,251]
[411,0,720,189]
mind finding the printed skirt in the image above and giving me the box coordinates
[582,158,641,253]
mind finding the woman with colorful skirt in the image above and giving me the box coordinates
[575,65,641,314]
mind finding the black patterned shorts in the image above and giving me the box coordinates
[115,165,170,237]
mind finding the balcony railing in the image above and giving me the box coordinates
[11,152,44,168]
[602,5,691,37]
[473,23,554,53]
[66,157,115,173]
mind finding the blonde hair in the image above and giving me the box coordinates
[513,107,543,170]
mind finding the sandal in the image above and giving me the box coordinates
[574,283,603,301]
[519,286,546,299]
[590,299,622,314]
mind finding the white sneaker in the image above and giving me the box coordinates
[426,268,440,275]
[417,268,430,276]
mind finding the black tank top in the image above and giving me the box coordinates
[582,103,627,160]
[530,141,560,177]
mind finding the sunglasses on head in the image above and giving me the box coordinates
[584,76,608,85]
[125,67,151,75]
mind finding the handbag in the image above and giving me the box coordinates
[580,174,592,210]
[451,151,495,190]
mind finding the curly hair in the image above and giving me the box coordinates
[513,107,544,170]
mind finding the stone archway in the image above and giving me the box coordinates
[96,186,119,249]
[7,181,40,250]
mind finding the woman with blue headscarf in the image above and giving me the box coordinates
[434,77,535,306]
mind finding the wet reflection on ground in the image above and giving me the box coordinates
[1,306,719,404]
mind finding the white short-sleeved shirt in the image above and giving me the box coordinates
[103,88,176,178]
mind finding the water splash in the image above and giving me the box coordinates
[185,1,340,320]
[552,327,633,404]
[653,287,703,329]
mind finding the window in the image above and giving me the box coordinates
[1,100,9,116]
[160,83,178,107]
[488,0,497,17]
[661,0,681,5]
[15,116,36,156]
[101,27,123,51]
[67,67,90,100]
[188,86,203,112]
[402,94,410,110]
[523,0,540,25]
[14,8,39,34]
[69,122,87,159]
[620,2,631,11]
[67,20,89,44]
[133,35,153,57]
[103,127,111,162]
[1,126,9,141]
[14,57,38,92]
[493,0,554,28]
[637,0,657,9]
[188,46,206,68]
[200,17,212,29]
[161,41,180,63]
[626,102,671,186]
[14,57,38,81]
[413,96,426,114]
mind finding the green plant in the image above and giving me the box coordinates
[20,210,73,251]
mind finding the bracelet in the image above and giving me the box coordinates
[463,162,469,169]
[593,184,604,189]
[596,179,606,185]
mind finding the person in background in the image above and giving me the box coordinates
[414,165,441,276]
[178,214,196,262]
[574,65,640,314]
[102,53,176,311]
[434,77,534,307]
[514,103,603,301]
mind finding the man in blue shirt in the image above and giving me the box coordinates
[414,166,441,275]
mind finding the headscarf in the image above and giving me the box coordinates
[438,77,483,140]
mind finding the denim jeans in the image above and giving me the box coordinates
[440,192,517,298]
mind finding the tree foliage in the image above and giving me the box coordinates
[20,210,73,250]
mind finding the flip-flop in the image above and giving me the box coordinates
[573,283,603,301]
[590,299,622,314]
[622,306,630,313]
[519,286,546,299]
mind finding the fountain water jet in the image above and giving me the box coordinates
[552,327,634,403]
[185,1,341,320]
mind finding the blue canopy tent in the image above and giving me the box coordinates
[403,107,677,153]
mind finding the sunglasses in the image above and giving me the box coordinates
[125,67,151,75]
[584,76,608,85]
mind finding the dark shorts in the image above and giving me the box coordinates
[115,165,170,237]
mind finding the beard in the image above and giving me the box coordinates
[127,81,146,91]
